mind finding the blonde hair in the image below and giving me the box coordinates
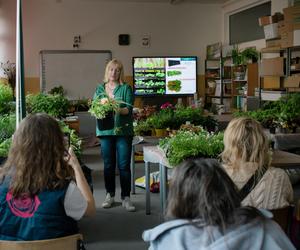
[221,117,270,171]
[103,59,125,84]
[1,113,74,197]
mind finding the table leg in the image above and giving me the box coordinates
[160,164,168,214]
[130,145,135,194]
[145,161,151,215]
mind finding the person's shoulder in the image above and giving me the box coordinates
[267,167,289,178]
[143,219,202,241]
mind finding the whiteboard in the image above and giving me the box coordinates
[40,50,112,100]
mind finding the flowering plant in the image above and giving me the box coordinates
[160,102,174,110]
[88,97,119,119]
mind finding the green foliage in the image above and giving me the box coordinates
[146,111,173,129]
[134,120,152,136]
[231,46,245,66]
[0,138,12,157]
[159,128,224,166]
[0,114,16,143]
[235,93,300,130]
[242,47,259,63]
[88,97,119,119]
[26,93,70,118]
[48,85,65,96]
[0,83,14,114]
[60,121,82,158]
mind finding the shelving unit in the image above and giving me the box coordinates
[204,56,232,112]
[231,63,259,111]
[205,58,258,112]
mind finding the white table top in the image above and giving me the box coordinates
[143,146,300,169]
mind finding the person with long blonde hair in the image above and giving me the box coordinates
[93,59,135,211]
[221,117,293,209]
[0,113,95,240]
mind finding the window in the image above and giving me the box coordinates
[229,2,271,44]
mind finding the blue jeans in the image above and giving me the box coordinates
[99,136,133,198]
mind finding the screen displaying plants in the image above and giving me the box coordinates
[133,57,197,96]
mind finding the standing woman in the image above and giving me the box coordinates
[94,59,135,212]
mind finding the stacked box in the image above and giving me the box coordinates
[280,6,300,47]
[259,13,284,47]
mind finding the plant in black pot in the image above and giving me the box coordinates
[89,96,119,130]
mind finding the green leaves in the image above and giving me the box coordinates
[159,128,224,166]
[26,93,70,118]
[0,83,14,115]
[88,97,119,119]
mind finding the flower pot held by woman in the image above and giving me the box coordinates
[97,111,115,131]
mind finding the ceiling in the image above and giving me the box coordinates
[80,0,229,4]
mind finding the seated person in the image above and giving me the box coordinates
[221,117,293,210]
[143,158,295,250]
[0,113,96,240]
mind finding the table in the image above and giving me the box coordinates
[143,146,300,215]
[143,146,172,215]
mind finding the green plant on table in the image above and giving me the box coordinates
[0,83,14,115]
[159,127,224,166]
[134,120,152,136]
[0,114,16,143]
[146,111,173,130]
[26,93,70,118]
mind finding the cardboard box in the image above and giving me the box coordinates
[260,57,284,76]
[281,31,293,48]
[284,75,300,87]
[259,16,274,26]
[259,13,284,26]
[266,38,281,48]
[294,29,300,45]
[261,76,281,89]
[264,23,279,39]
[283,6,300,22]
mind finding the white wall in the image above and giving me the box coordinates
[0,0,222,76]
[222,0,289,49]
[0,0,16,67]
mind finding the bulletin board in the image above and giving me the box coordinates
[40,50,112,100]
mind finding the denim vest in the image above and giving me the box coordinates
[0,177,78,240]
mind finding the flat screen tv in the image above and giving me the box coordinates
[132,56,197,96]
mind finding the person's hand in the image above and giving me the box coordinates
[67,147,81,171]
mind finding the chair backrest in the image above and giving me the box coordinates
[0,233,84,250]
[271,206,294,234]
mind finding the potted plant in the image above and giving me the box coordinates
[88,97,119,130]
[231,46,246,80]
[26,93,70,118]
[159,126,224,166]
[242,47,259,63]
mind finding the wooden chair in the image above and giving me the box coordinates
[0,233,84,250]
[271,206,294,235]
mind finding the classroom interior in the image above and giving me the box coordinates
[1,0,300,249]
